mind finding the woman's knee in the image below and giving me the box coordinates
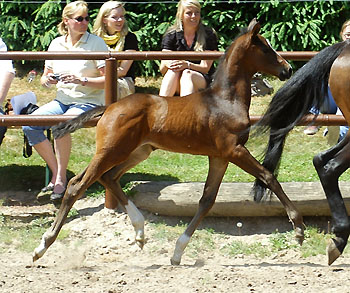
[180,70,206,89]
[22,125,48,146]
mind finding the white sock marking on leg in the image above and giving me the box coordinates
[125,200,144,240]
[172,234,190,264]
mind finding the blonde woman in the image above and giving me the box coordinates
[159,0,217,97]
[23,0,108,201]
[93,1,138,99]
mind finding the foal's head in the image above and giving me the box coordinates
[228,18,292,81]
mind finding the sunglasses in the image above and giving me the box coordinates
[73,16,90,22]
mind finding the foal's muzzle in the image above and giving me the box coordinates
[279,66,293,81]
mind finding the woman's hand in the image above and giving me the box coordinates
[59,73,82,84]
[42,73,59,87]
[167,60,188,72]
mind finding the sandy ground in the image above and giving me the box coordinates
[1,197,350,293]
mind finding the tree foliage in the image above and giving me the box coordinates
[1,0,350,76]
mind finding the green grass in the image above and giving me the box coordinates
[0,216,69,253]
[222,240,272,258]
[148,220,347,259]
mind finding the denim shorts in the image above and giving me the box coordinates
[22,99,97,146]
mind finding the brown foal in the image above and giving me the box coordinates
[33,19,302,265]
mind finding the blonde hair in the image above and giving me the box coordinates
[57,1,89,36]
[92,1,129,37]
[340,20,350,40]
[167,0,206,51]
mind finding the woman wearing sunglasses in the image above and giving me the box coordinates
[93,1,138,100]
[23,0,108,202]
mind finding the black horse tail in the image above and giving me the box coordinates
[251,40,350,202]
[52,105,106,139]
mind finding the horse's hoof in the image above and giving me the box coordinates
[327,238,341,265]
[295,226,304,245]
[32,253,39,262]
[32,249,43,262]
[170,258,180,266]
[135,230,145,249]
[136,239,144,249]
[32,242,47,262]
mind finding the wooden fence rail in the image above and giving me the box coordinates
[0,50,346,209]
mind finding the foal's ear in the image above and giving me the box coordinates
[247,18,261,36]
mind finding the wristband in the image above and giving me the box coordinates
[81,77,88,86]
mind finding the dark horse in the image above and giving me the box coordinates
[252,39,350,265]
[32,19,298,265]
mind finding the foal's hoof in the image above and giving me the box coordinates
[32,252,40,262]
[295,226,304,246]
[327,238,341,265]
[170,258,180,266]
[32,249,43,262]
[136,239,144,249]
[32,243,47,262]
[135,230,145,249]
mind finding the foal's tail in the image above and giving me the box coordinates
[252,40,350,202]
[52,105,106,139]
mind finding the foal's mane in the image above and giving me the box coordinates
[211,28,247,88]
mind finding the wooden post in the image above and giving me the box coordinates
[104,58,119,209]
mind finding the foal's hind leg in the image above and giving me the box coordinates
[98,144,154,248]
[171,156,228,265]
[230,144,304,244]
[313,135,350,265]
[33,168,89,261]
[33,149,130,261]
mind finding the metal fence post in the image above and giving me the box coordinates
[104,57,119,209]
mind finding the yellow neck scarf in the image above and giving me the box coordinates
[103,33,121,46]
[103,32,125,52]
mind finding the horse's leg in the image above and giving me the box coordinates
[313,133,350,169]
[33,168,89,261]
[98,144,154,248]
[229,144,304,244]
[171,156,228,265]
[313,134,350,265]
[33,149,132,262]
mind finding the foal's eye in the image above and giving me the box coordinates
[253,37,270,53]
[261,45,270,53]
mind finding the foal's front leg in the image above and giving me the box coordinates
[171,157,228,265]
[230,144,304,244]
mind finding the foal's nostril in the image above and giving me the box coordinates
[279,67,293,81]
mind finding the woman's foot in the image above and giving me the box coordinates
[41,182,55,193]
[50,183,66,201]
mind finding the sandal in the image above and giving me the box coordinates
[50,184,66,201]
[41,183,54,193]
[50,190,65,201]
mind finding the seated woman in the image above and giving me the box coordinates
[93,1,138,100]
[159,0,218,97]
[23,0,108,201]
[0,37,15,146]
